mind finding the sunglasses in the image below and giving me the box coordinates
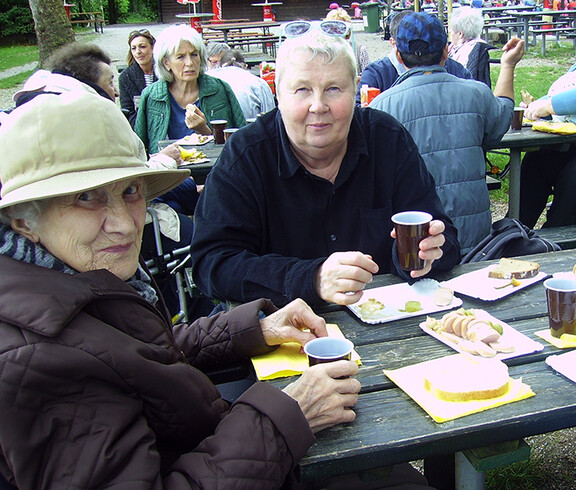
[282,20,350,38]
[129,29,153,39]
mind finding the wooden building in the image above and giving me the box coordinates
[159,0,330,24]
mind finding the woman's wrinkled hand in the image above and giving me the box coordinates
[185,104,211,135]
[391,219,445,278]
[159,142,183,166]
[315,251,379,305]
[283,360,361,433]
[524,97,555,121]
[260,298,328,346]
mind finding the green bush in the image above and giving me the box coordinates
[0,5,34,38]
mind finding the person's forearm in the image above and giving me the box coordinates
[551,87,576,115]
[493,65,515,100]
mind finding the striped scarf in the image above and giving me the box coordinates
[0,223,158,305]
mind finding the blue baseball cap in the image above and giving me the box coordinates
[395,12,447,55]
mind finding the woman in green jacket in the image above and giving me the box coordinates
[134,24,245,154]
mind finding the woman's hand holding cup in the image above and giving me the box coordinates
[283,360,360,433]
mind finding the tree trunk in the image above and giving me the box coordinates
[107,0,118,24]
[28,0,75,68]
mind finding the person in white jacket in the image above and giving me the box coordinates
[208,49,276,119]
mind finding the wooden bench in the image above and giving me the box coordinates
[529,23,575,54]
[228,35,280,57]
[534,225,576,250]
[483,17,523,42]
[69,11,106,33]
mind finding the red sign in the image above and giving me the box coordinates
[213,0,222,21]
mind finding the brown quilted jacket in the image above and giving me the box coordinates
[0,255,314,488]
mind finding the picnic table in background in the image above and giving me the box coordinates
[202,20,281,56]
[506,9,576,52]
[251,0,283,21]
[69,10,106,33]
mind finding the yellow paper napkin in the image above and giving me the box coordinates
[534,329,576,348]
[532,121,576,135]
[251,324,361,381]
[383,354,534,423]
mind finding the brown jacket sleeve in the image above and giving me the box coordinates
[172,298,279,369]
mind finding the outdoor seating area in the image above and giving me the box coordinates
[7,2,576,487]
[481,7,576,55]
[200,19,281,55]
[69,10,107,33]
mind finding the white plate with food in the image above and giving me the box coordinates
[420,308,544,360]
[347,279,462,325]
[443,258,547,301]
[176,134,214,146]
[178,146,210,165]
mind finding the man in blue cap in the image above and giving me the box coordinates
[370,11,524,256]
[355,9,473,105]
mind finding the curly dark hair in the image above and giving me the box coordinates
[46,43,111,86]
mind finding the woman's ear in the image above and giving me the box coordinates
[10,218,39,243]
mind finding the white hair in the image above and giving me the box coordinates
[275,31,357,89]
[154,24,207,82]
[449,7,484,41]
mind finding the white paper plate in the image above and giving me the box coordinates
[176,134,214,146]
[347,280,462,325]
[443,266,547,301]
[420,309,544,360]
[179,158,210,166]
[546,350,576,383]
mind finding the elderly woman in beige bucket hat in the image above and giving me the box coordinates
[0,92,360,488]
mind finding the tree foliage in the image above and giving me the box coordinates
[0,0,34,38]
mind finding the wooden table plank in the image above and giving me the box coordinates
[296,361,576,481]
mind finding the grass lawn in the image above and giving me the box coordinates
[0,44,38,72]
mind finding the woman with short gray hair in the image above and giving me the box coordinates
[449,6,494,87]
[134,24,245,154]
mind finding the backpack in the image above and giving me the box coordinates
[460,218,561,263]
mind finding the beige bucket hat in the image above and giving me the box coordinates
[0,91,189,210]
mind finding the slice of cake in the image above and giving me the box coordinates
[424,356,510,402]
[488,258,540,280]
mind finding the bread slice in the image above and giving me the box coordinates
[424,356,510,402]
[488,258,540,280]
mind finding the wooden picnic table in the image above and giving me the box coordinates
[266,249,576,488]
[175,12,214,33]
[485,126,576,220]
[203,20,281,56]
[202,20,280,43]
[69,10,105,33]
[506,9,576,48]
[481,4,535,16]
[251,0,282,21]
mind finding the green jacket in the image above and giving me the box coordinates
[134,74,246,153]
